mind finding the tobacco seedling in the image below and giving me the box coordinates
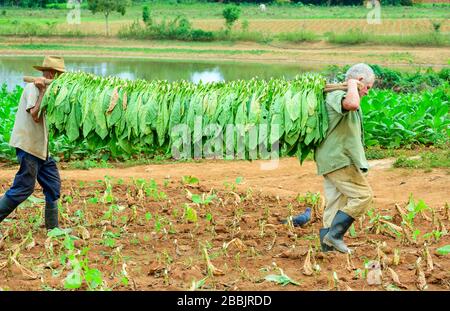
[182,175,199,185]
[191,193,217,206]
[404,194,430,226]
[264,268,300,286]
[101,176,115,204]
[145,212,152,222]
[183,204,198,223]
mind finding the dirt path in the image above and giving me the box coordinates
[1,158,448,210]
[1,37,449,68]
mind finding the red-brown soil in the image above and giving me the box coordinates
[0,158,449,291]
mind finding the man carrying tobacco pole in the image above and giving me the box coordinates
[315,63,375,254]
[0,56,65,230]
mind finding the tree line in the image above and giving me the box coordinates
[0,0,414,8]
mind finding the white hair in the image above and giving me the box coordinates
[345,63,375,84]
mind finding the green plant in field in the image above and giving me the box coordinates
[87,190,100,204]
[182,175,199,185]
[183,204,198,223]
[65,246,105,290]
[404,194,430,227]
[145,212,152,222]
[101,176,115,204]
[190,276,208,291]
[145,179,167,201]
[362,85,450,148]
[223,5,241,33]
[0,84,21,160]
[46,228,105,290]
[366,208,401,238]
[224,177,244,191]
[277,31,319,43]
[393,150,450,170]
[430,19,442,33]
[102,204,125,225]
[436,245,450,255]
[102,230,121,248]
[349,224,357,238]
[134,178,166,201]
[241,19,249,32]
[296,191,321,207]
[68,159,112,170]
[153,214,163,233]
[142,6,151,25]
[326,28,369,45]
[423,230,444,243]
[264,268,300,286]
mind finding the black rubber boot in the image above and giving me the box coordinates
[323,210,354,254]
[0,195,18,223]
[319,228,334,252]
[45,200,59,230]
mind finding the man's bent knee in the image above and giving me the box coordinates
[342,190,373,219]
[5,186,35,206]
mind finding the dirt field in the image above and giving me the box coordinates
[193,18,450,35]
[0,158,449,291]
[56,18,450,36]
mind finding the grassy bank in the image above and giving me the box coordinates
[1,38,448,71]
[327,29,449,47]
[2,26,448,47]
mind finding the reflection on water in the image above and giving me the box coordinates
[191,67,224,84]
[0,56,314,90]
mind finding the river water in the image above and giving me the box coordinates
[0,56,317,90]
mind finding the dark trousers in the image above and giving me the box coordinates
[5,148,61,206]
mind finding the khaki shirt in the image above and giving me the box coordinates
[9,83,49,161]
[314,90,369,176]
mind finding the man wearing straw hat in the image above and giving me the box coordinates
[0,56,65,230]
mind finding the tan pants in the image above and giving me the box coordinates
[322,165,373,228]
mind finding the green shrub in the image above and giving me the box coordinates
[119,16,214,42]
[327,29,369,45]
[191,29,215,41]
[370,33,448,47]
[223,5,241,32]
[326,30,448,47]
[142,6,151,25]
[277,31,319,43]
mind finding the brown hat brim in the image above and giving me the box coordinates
[33,65,66,73]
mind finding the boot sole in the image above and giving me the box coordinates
[323,235,351,254]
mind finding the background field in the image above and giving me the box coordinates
[0,2,449,37]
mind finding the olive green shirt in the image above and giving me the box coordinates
[9,83,49,161]
[314,90,368,176]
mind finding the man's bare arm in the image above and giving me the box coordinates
[30,91,45,123]
[28,77,48,123]
[342,79,363,111]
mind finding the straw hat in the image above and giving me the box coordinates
[33,56,66,73]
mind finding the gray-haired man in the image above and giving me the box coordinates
[315,63,375,254]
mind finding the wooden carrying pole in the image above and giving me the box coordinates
[23,76,53,86]
[24,76,350,92]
